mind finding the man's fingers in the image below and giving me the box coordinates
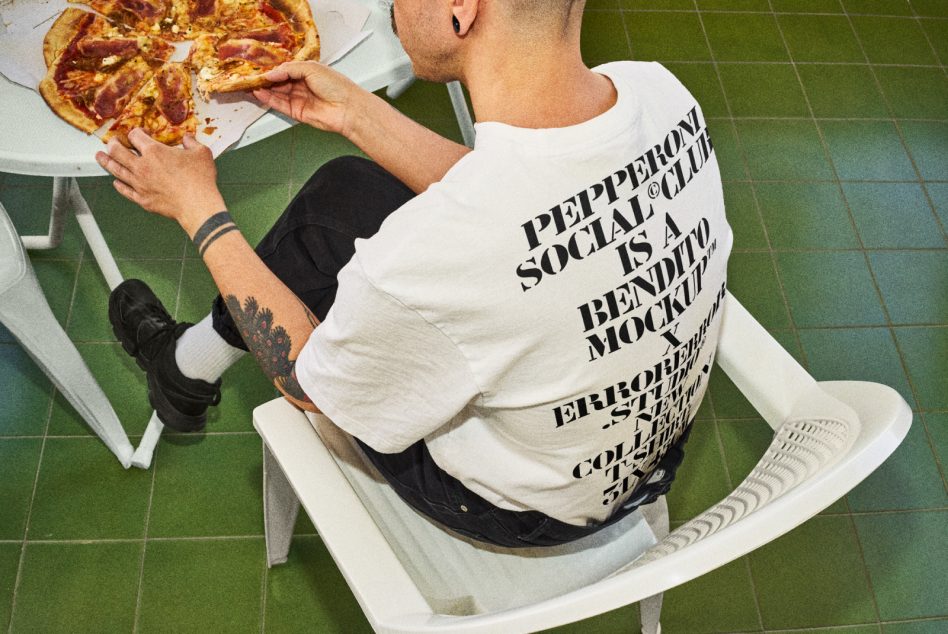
[97,141,137,183]
[264,60,319,83]
[127,127,157,154]
[269,83,295,95]
[112,178,143,206]
[182,134,203,151]
[255,88,292,115]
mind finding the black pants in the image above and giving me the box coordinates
[211,156,689,548]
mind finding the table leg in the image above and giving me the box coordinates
[59,177,167,464]
[385,74,415,100]
[63,177,124,290]
[447,81,475,148]
[19,177,69,251]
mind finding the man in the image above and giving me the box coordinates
[97,0,731,548]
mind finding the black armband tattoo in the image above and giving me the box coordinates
[198,224,239,256]
[192,211,236,255]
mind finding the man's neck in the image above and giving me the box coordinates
[459,38,618,130]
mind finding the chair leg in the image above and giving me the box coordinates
[639,496,669,634]
[0,261,134,467]
[640,593,663,634]
[263,443,301,567]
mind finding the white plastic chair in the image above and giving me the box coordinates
[253,292,912,633]
[0,200,134,467]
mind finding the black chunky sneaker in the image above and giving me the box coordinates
[108,279,221,432]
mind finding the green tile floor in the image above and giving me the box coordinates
[1,1,946,631]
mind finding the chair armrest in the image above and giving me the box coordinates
[409,382,911,634]
[253,399,434,632]
[716,292,816,430]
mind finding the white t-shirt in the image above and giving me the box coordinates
[296,61,733,525]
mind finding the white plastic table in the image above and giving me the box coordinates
[0,1,473,469]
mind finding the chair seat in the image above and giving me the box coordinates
[304,413,658,616]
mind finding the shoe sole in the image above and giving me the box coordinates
[147,372,207,433]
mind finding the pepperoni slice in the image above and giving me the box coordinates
[259,2,285,24]
[217,39,289,66]
[93,64,147,118]
[76,38,139,59]
[230,23,295,48]
[155,65,189,124]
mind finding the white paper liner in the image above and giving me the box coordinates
[0,0,372,156]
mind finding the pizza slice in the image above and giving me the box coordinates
[40,9,173,133]
[190,0,319,95]
[67,0,176,37]
[103,62,198,145]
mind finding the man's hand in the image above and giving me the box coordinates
[95,129,226,236]
[254,61,362,136]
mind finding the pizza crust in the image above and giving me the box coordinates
[39,71,101,133]
[44,9,98,67]
[271,0,320,62]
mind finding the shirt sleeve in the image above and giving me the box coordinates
[294,255,481,453]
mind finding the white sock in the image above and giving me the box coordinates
[174,314,245,383]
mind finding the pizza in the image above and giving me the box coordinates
[40,0,320,144]
[103,62,198,145]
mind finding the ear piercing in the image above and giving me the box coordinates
[453,15,460,33]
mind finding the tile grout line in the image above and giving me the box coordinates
[258,559,269,634]
[712,414,767,631]
[808,0,921,623]
[697,0,813,368]
[900,1,948,246]
[129,212,193,633]
[837,0,947,492]
[617,0,636,63]
[689,2,793,628]
[615,8,948,20]
[128,409,158,634]
[5,225,88,634]
[919,412,948,494]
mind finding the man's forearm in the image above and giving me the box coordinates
[186,214,320,412]
[345,90,471,194]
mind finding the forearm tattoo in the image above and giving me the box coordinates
[224,295,313,404]
[192,211,238,256]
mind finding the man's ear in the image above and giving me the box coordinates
[452,0,479,36]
